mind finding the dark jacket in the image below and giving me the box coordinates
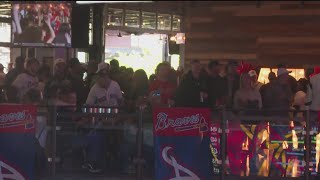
[66,73,89,106]
[175,71,208,108]
[207,75,227,108]
[4,68,24,88]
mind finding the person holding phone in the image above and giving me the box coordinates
[149,62,176,107]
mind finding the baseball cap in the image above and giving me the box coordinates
[248,70,257,77]
[54,58,66,66]
[277,68,292,77]
[96,62,110,74]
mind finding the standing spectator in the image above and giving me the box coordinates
[149,62,176,107]
[5,56,25,88]
[66,58,88,106]
[176,66,184,86]
[12,57,40,102]
[207,60,227,108]
[248,70,263,91]
[306,66,320,111]
[87,62,123,107]
[44,58,68,103]
[175,60,208,107]
[230,72,262,176]
[0,63,6,102]
[226,61,240,108]
[277,64,297,93]
[149,74,156,85]
[87,60,98,88]
[127,69,149,111]
[86,62,110,106]
[233,72,262,110]
[262,67,293,113]
[109,59,121,84]
[0,63,5,88]
[7,62,13,72]
[260,72,277,108]
[293,78,308,111]
[37,65,51,100]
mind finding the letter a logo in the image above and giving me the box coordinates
[162,146,200,180]
[0,160,25,180]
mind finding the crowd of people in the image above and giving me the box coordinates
[0,56,318,176]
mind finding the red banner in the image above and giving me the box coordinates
[153,108,210,136]
[0,104,36,134]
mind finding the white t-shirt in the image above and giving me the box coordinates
[309,74,320,110]
[86,80,123,107]
[12,73,39,100]
[293,91,306,110]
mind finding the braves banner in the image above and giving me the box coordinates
[0,105,37,180]
[153,108,213,180]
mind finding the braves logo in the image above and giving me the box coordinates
[162,146,200,180]
[0,111,34,130]
[156,112,208,133]
[0,160,25,180]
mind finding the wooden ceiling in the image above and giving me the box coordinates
[183,1,320,67]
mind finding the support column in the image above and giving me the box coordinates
[89,5,105,62]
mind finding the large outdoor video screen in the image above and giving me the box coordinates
[12,2,72,47]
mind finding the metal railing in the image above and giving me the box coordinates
[11,106,320,179]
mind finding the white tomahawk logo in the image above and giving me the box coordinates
[162,146,200,180]
[0,161,25,180]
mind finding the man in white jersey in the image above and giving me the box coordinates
[12,57,40,102]
[86,62,123,107]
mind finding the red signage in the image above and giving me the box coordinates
[153,108,210,136]
[0,105,36,134]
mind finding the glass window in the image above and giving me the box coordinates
[170,54,180,70]
[0,47,11,73]
[125,10,140,28]
[77,51,88,64]
[105,33,166,77]
[142,12,156,29]
[157,14,171,31]
[107,8,123,26]
[172,15,181,31]
[0,22,10,43]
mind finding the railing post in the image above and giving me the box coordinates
[220,108,227,180]
[136,106,144,180]
[305,109,310,180]
[50,105,57,180]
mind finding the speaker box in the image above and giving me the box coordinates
[71,4,90,48]
[169,41,180,55]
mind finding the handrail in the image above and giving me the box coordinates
[4,104,316,179]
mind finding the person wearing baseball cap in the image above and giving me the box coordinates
[44,58,69,102]
[12,57,40,101]
[277,67,292,77]
[86,61,123,107]
[262,67,293,113]
[248,69,263,91]
[96,62,110,74]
